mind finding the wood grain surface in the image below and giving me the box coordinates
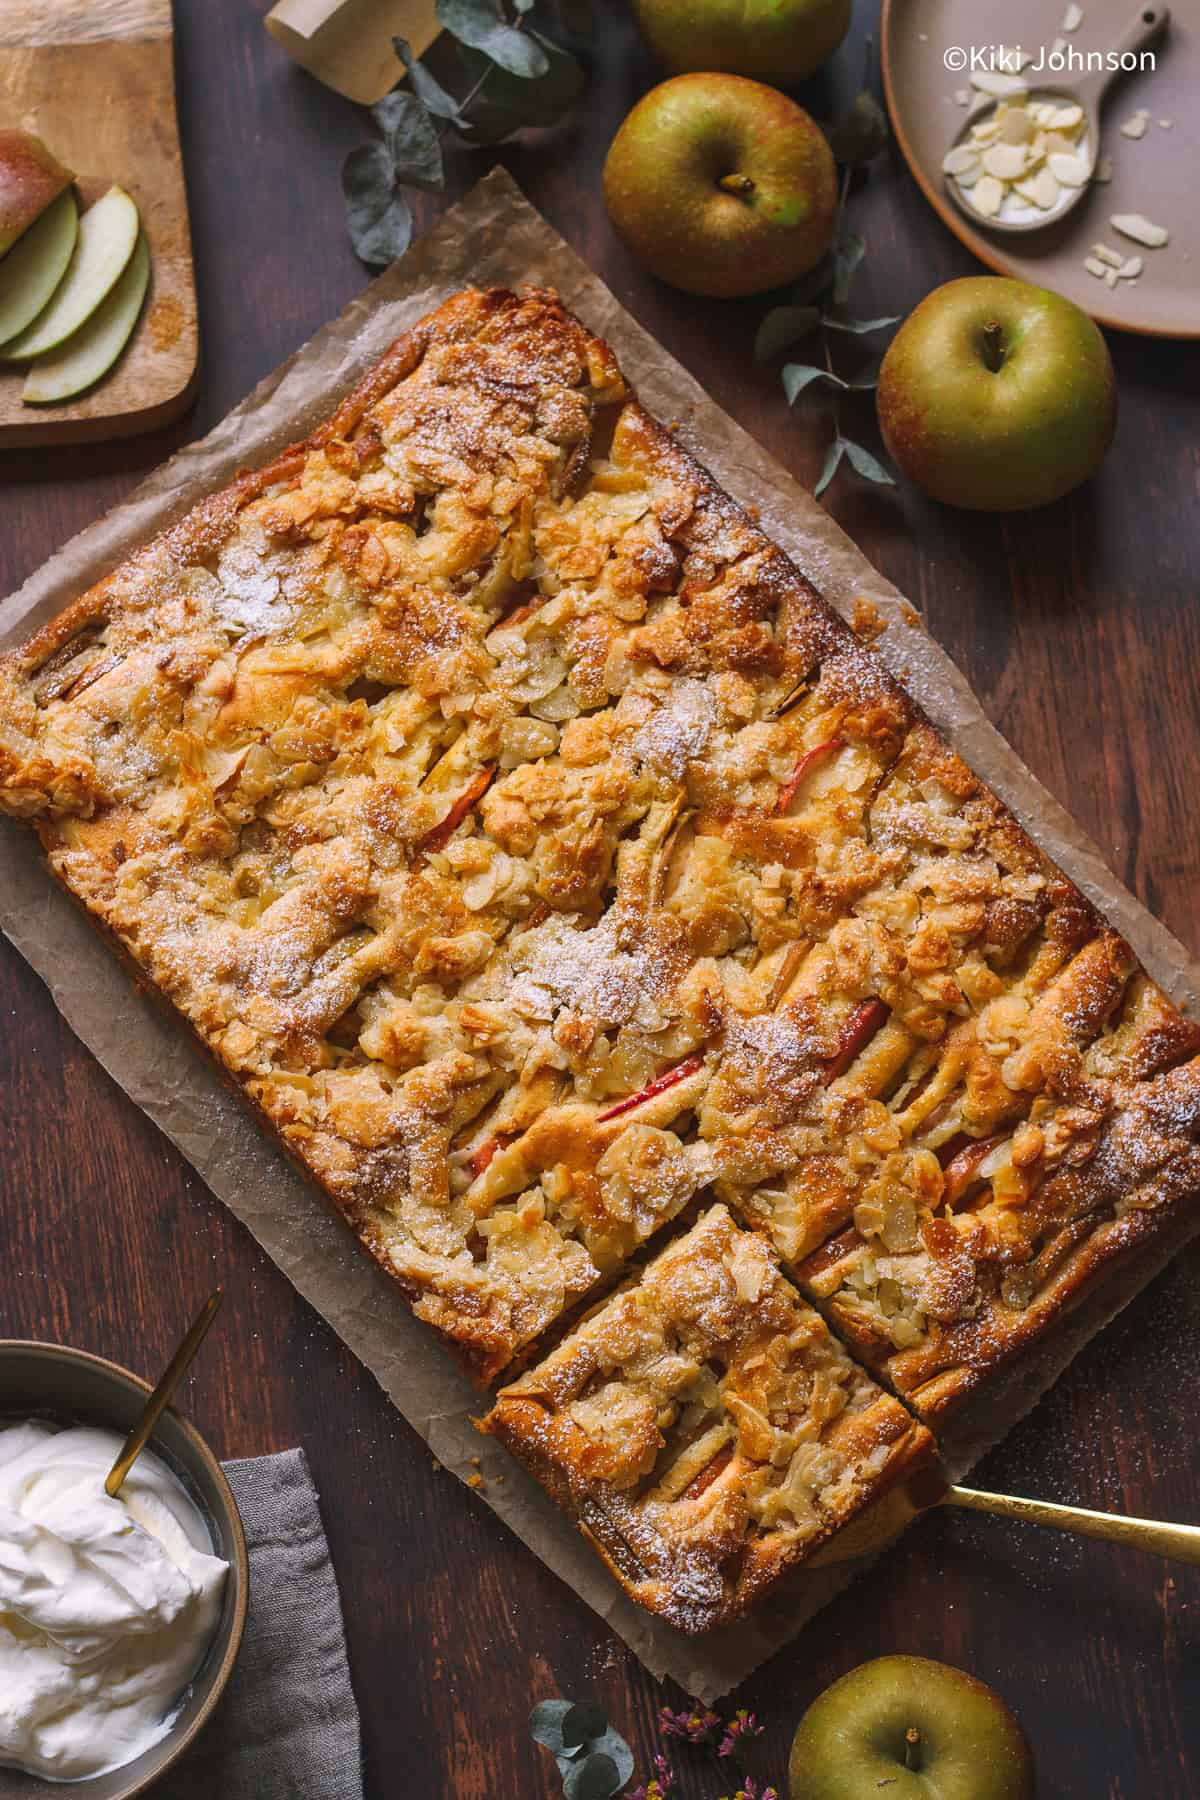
[1,3,1198,1796]
[0,3,196,445]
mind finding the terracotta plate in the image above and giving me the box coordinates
[882,0,1198,338]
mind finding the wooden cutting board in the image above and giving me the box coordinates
[0,0,198,447]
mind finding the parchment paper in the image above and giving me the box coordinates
[2,169,1198,1701]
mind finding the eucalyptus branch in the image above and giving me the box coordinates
[343,0,589,266]
[754,53,899,500]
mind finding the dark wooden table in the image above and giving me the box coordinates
[2,3,1198,1795]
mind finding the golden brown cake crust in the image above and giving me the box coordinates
[2,284,1198,1420]
[483,1206,935,1632]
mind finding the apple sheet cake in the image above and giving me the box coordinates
[3,287,1198,1623]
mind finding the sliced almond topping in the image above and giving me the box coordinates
[1103,268,1119,288]
[968,174,1005,217]
[1159,118,1173,128]
[982,143,1029,180]
[1048,152,1090,186]
[1111,212,1169,247]
[1050,37,1068,57]
[1120,114,1148,139]
[1061,2,1083,30]
[942,143,983,177]
[1013,166,1061,209]
[1083,256,1110,279]
[1118,255,1144,280]
[1089,242,1124,268]
[970,71,1028,98]
[999,108,1035,144]
[1049,103,1084,130]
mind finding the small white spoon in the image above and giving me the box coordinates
[943,3,1169,235]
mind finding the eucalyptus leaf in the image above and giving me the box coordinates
[823,313,901,334]
[832,231,865,306]
[814,438,846,498]
[342,143,412,266]
[372,91,445,190]
[393,37,462,120]
[454,37,583,142]
[754,304,820,361]
[782,362,847,403]
[828,89,889,165]
[437,0,550,78]
[561,1751,622,1800]
[581,1727,633,1786]
[841,438,895,484]
[530,1700,573,1754]
[561,1702,607,1750]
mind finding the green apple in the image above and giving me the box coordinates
[632,0,852,86]
[23,233,150,405]
[0,130,73,256]
[3,185,139,361]
[603,73,836,298]
[876,276,1116,511]
[0,189,78,348]
[790,1656,1034,1800]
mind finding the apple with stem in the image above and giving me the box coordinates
[603,74,836,298]
[876,277,1116,511]
[790,1656,1035,1799]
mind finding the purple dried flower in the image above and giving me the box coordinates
[658,1704,721,1745]
[718,1709,765,1758]
[629,1754,677,1799]
[718,1781,779,1800]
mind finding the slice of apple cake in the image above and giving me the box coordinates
[482,1204,935,1631]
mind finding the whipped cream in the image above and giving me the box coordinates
[0,1420,228,1782]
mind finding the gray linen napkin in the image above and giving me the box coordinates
[164,1448,364,1800]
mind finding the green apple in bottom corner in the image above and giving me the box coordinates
[3,184,139,361]
[789,1656,1035,1800]
[876,276,1116,511]
[0,189,78,348]
[603,73,836,298]
[632,0,852,86]
[23,233,150,404]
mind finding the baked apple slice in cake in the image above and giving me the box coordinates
[482,1205,935,1632]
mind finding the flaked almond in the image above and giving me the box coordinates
[1089,242,1124,267]
[1049,151,1090,186]
[942,143,983,177]
[968,173,1005,216]
[1061,1,1083,29]
[1014,166,1061,208]
[1120,113,1148,139]
[1103,267,1119,288]
[1118,254,1144,279]
[1049,103,1084,129]
[1111,211,1169,246]
[982,142,1029,179]
[999,107,1035,143]
[1083,256,1110,279]
[970,71,1028,98]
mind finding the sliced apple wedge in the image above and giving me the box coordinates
[3,185,138,360]
[0,190,79,348]
[23,234,150,405]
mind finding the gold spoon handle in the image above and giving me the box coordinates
[104,1289,224,1498]
[944,1484,1200,1568]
